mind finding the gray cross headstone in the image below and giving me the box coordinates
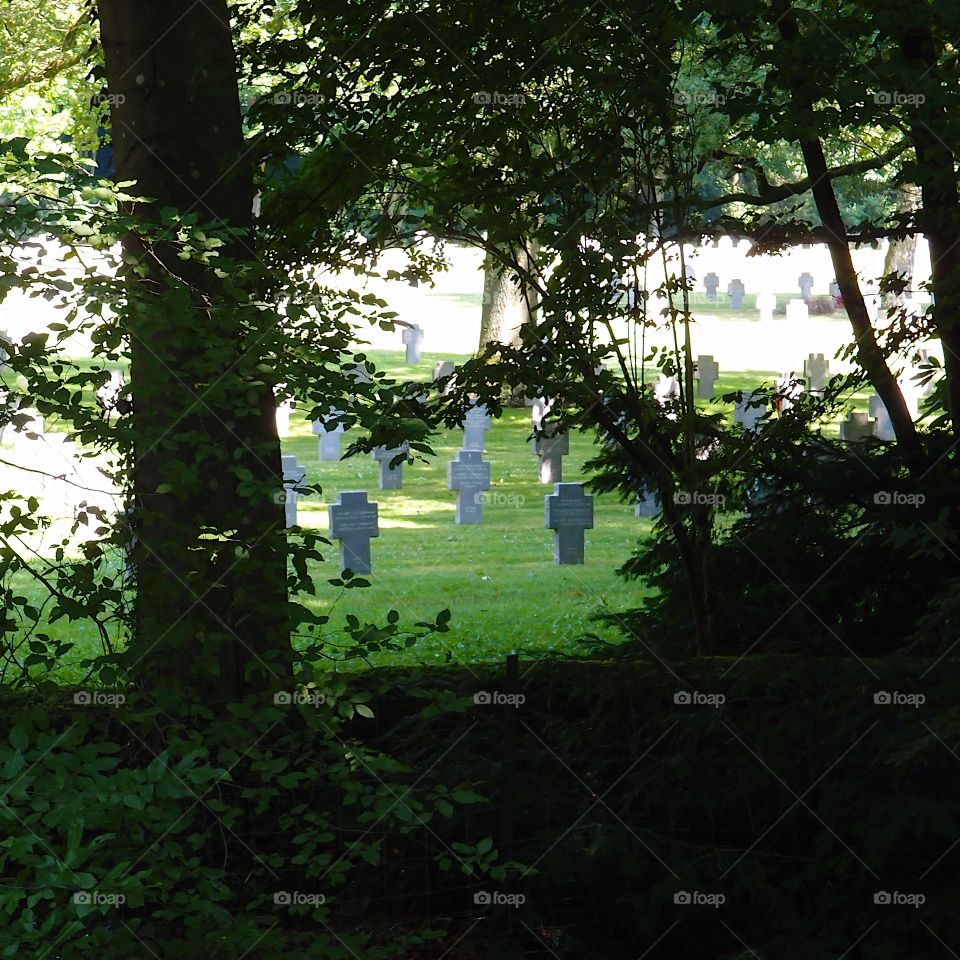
[401,325,424,364]
[432,360,456,395]
[803,353,829,392]
[447,449,492,524]
[704,272,720,301]
[463,403,492,451]
[635,486,660,518]
[328,490,380,574]
[695,355,719,398]
[281,454,306,527]
[275,399,293,438]
[734,395,766,431]
[311,411,345,461]
[798,272,814,301]
[839,411,875,442]
[545,482,594,565]
[727,279,745,310]
[347,362,372,385]
[829,279,841,298]
[372,443,408,490]
[533,428,569,484]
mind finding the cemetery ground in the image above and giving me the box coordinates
[5,328,889,681]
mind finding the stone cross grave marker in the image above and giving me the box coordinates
[401,324,424,364]
[727,279,745,310]
[829,279,841,298]
[463,403,492,451]
[372,443,408,490]
[275,400,293,438]
[734,395,766,431]
[774,375,805,415]
[328,490,379,574]
[311,410,345,461]
[635,486,660,518]
[868,394,894,441]
[756,292,776,322]
[654,374,680,407]
[533,428,569,484]
[281,454,306,527]
[840,411,875,442]
[704,272,719,302]
[786,299,809,323]
[433,360,455,382]
[531,397,553,432]
[798,272,814,301]
[447,449,492,524]
[803,353,829,392]
[696,354,719,399]
[545,482,594,565]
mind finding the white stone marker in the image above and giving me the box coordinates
[447,449,491,524]
[635,487,660,518]
[311,411,345,461]
[774,375,805,415]
[545,482,594,565]
[401,325,424,364]
[533,428,569,484]
[695,355,719,399]
[785,299,809,323]
[756,292,776,322]
[868,394,894,441]
[372,443,408,490]
[734,395,767,431]
[803,353,829,392]
[463,404,492,451]
[275,400,293,438]
[328,490,380,574]
[280,454,306,527]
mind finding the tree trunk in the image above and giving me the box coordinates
[773,0,923,463]
[478,241,538,350]
[98,0,292,703]
[882,185,919,313]
[899,26,960,436]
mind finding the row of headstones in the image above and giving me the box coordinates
[703,271,822,306]
[307,480,595,573]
